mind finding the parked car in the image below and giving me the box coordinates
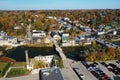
[79,74,85,78]
[116,59,120,64]
[100,62,108,67]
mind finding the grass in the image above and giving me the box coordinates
[0,62,10,77]
[12,62,26,67]
[6,68,27,77]
[0,62,8,71]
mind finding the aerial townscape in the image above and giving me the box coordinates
[0,0,120,80]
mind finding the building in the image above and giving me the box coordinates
[50,32,61,41]
[0,31,7,40]
[97,30,105,35]
[39,67,64,80]
[7,36,18,44]
[32,30,46,38]
[62,33,69,43]
[26,55,56,71]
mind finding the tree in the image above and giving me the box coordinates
[33,59,39,69]
[38,60,46,68]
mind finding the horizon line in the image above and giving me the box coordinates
[0,8,120,11]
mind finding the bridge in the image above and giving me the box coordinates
[95,38,120,49]
[53,40,66,60]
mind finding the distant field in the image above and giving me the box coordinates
[12,62,26,67]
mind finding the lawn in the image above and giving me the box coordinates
[0,62,8,71]
[12,62,26,67]
[0,62,10,77]
[6,68,27,77]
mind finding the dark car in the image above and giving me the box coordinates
[101,62,108,67]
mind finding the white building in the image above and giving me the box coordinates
[32,30,46,38]
[50,32,61,41]
[97,31,105,35]
[7,36,18,44]
[27,55,55,71]
[0,31,7,40]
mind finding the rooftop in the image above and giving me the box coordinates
[39,67,64,80]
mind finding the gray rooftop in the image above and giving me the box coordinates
[40,67,64,80]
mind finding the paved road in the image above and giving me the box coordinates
[95,39,120,49]
[53,40,66,60]
[0,74,39,80]
[61,59,79,80]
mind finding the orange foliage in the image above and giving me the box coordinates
[0,56,16,64]
[107,47,115,54]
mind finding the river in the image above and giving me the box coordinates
[6,41,120,62]
[6,46,57,61]
[62,46,86,61]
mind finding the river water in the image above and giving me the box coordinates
[6,46,57,61]
[6,42,120,62]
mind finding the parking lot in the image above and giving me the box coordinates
[71,60,120,80]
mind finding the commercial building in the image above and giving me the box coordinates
[39,67,64,80]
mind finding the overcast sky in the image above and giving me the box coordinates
[0,0,120,10]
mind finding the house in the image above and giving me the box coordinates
[105,25,112,30]
[7,36,18,44]
[62,33,69,43]
[0,31,7,40]
[75,35,85,45]
[32,30,46,38]
[61,23,72,30]
[63,17,70,21]
[50,32,61,41]
[80,26,91,33]
[62,36,75,46]
[39,67,64,80]
[97,30,105,35]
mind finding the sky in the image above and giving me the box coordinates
[0,0,120,10]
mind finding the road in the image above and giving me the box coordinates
[95,38,120,49]
[0,74,39,80]
[61,59,80,80]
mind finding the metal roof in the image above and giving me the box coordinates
[39,67,64,80]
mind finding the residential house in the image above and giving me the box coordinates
[7,36,18,44]
[50,32,61,41]
[75,35,85,45]
[62,36,75,46]
[62,33,69,43]
[0,31,7,40]
[105,25,112,30]
[97,30,105,35]
[32,30,46,38]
